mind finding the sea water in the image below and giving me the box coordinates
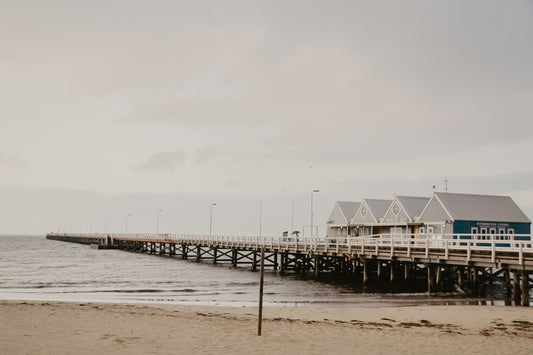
[0,235,524,307]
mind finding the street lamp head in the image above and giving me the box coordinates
[312,189,320,193]
[158,209,163,213]
[212,203,217,206]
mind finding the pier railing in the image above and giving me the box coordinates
[48,232,533,252]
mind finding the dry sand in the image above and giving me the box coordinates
[1,301,533,354]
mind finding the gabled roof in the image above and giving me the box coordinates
[365,199,393,219]
[337,201,360,224]
[383,195,429,223]
[328,201,360,225]
[423,192,531,223]
[396,196,429,219]
[352,199,392,223]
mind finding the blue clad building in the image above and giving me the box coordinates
[418,192,531,243]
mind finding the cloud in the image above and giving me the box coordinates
[135,151,187,171]
[194,145,219,164]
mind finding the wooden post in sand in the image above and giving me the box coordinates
[258,247,265,336]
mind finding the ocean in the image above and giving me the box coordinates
[0,235,524,307]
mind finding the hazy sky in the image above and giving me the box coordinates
[1,0,533,235]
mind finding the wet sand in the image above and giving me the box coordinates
[1,301,533,354]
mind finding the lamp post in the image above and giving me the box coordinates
[209,203,217,238]
[125,213,130,234]
[156,209,163,234]
[310,189,319,237]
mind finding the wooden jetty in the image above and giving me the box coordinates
[46,233,533,306]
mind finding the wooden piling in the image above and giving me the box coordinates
[521,271,530,307]
[505,268,511,296]
[390,261,395,282]
[252,251,258,271]
[513,270,521,304]
[232,248,237,267]
[435,265,441,288]
[427,265,436,293]
[363,259,369,285]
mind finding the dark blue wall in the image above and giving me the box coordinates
[453,220,530,235]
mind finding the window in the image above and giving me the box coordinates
[361,205,367,217]
[420,227,425,234]
[499,228,505,235]
[471,227,478,235]
[428,226,434,235]
[392,202,401,216]
[480,228,487,236]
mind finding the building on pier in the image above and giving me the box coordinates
[326,201,360,239]
[350,199,392,236]
[418,192,531,242]
[380,195,429,237]
[328,192,531,243]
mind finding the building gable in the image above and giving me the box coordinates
[418,195,453,223]
[327,203,348,226]
[352,201,378,224]
[383,199,410,224]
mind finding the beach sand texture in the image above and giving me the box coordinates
[1,301,533,354]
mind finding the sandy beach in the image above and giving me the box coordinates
[1,301,532,354]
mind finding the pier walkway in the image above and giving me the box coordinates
[46,233,533,306]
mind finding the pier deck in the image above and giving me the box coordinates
[46,233,533,305]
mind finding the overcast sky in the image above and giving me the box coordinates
[1,0,533,235]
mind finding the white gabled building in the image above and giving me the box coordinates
[326,201,360,239]
[381,196,429,237]
[350,199,392,236]
[418,192,531,241]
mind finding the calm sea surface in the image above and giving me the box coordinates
[0,235,524,307]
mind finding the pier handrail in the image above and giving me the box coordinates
[48,232,533,254]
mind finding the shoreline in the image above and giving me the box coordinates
[2,300,533,354]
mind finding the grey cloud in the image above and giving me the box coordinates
[135,151,187,172]
[194,145,219,164]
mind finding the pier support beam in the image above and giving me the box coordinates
[505,269,511,296]
[404,263,410,281]
[252,251,258,271]
[513,270,521,304]
[232,248,237,267]
[521,271,530,307]
[314,257,319,278]
[427,265,436,293]
[377,261,382,279]
[390,261,395,282]
[363,259,369,285]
